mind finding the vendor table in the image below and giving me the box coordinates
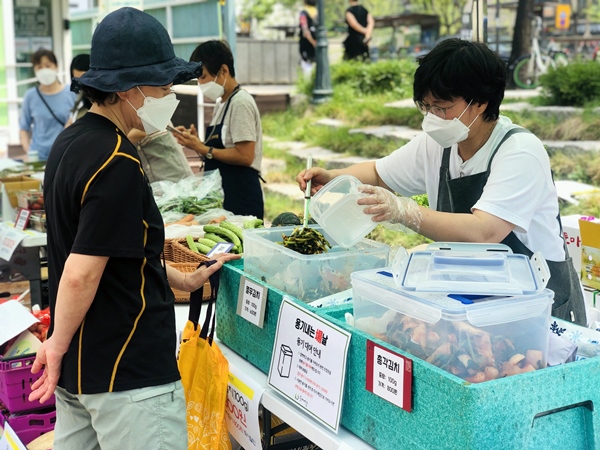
[219,340,375,450]
[173,305,373,449]
[0,222,46,308]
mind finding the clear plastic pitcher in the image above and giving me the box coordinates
[309,175,377,248]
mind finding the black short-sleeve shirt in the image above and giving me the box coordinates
[44,112,179,395]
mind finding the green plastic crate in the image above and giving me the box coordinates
[216,261,600,449]
[320,305,600,450]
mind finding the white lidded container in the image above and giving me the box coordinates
[351,244,553,383]
[351,267,554,383]
[308,175,377,248]
[243,225,389,303]
[390,246,551,296]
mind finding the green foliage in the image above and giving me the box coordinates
[539,61,600,107]
[367,225,431,249]
[412,194,429,207]
[264,192,303,223]
[561,194,600,218]
[333,59,417,96]
[409,0,467,34]
[240,0,277,20]
[311,125,401,158]
[550,150,600,186]
[298,59,417,98]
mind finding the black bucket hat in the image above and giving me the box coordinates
[72,7,202,92]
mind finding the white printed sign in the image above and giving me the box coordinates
[0,422,27,450]
[0,227,27,261]
[236,276,267,327]
[366,340,412,412]
[225,364,264,450]
[268,297,351,432]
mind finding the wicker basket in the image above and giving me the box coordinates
[163,238,176,262]
[170,238,211,264]
[167,261,212,303]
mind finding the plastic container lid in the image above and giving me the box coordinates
[308,175,377,248]
[390,246,550,296]
[351,267,554,327]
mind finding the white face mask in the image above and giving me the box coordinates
[128,87,180,135]
[36,68,57,86]
[199,74,226,102]
[421,100,478,148]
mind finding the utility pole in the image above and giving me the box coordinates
[311,0,333,104]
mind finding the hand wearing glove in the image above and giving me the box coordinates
[357,185,423,233]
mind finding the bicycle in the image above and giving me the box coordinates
[512,16,569,89]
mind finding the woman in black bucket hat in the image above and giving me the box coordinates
[28,7,240,450]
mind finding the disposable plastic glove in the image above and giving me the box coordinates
[357,185,423,233]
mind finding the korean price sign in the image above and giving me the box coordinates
[366,340,412,412]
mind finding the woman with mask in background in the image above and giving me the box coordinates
[297,39,587,326]
[19,48,76,161]
[173,40,264,219]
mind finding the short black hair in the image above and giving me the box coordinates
[31,48,57,66]
[80,86,118,106]
[70,54,90,79]
[190,40,236,78]
[413,39,506,121]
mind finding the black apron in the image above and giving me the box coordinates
[204,87,264,219]
[436,127,587,325]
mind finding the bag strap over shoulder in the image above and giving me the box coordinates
[36,87,65,126]
[188,259,221,343]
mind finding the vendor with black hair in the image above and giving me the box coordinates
[297,39,586,326]
[173,40,264,219]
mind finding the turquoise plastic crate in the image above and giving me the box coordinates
[216,261,600,449]
[320,305,600,450]
[216,260,315,373]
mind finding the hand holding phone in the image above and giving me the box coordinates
[166,125,184,135]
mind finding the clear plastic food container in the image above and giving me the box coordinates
[308,175,377,248]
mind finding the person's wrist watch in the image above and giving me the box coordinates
[206,147,214,159]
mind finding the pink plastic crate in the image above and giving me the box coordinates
[0,355,55,413]
[1,407,55,445]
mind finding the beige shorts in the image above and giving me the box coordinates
[53,381,187,450]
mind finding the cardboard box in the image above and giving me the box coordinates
[0,280,31,309]
[0,176,41,222]
[562,214,583,274]
[580,218,600,290]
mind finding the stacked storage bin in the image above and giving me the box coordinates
[0,355,55,445]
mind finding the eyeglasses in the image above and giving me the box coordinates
[414,100,459,119]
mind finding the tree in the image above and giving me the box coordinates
[510,0,534,66]
[241,0,405,30]
[409,0,467,35]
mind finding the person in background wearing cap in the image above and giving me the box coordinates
[19,48,76,161]
[297,39,587,326]
[67,53,92,123]
[172,40,264,219]
[28,8,240,450]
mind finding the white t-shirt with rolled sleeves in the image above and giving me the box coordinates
[376,115,565,261]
